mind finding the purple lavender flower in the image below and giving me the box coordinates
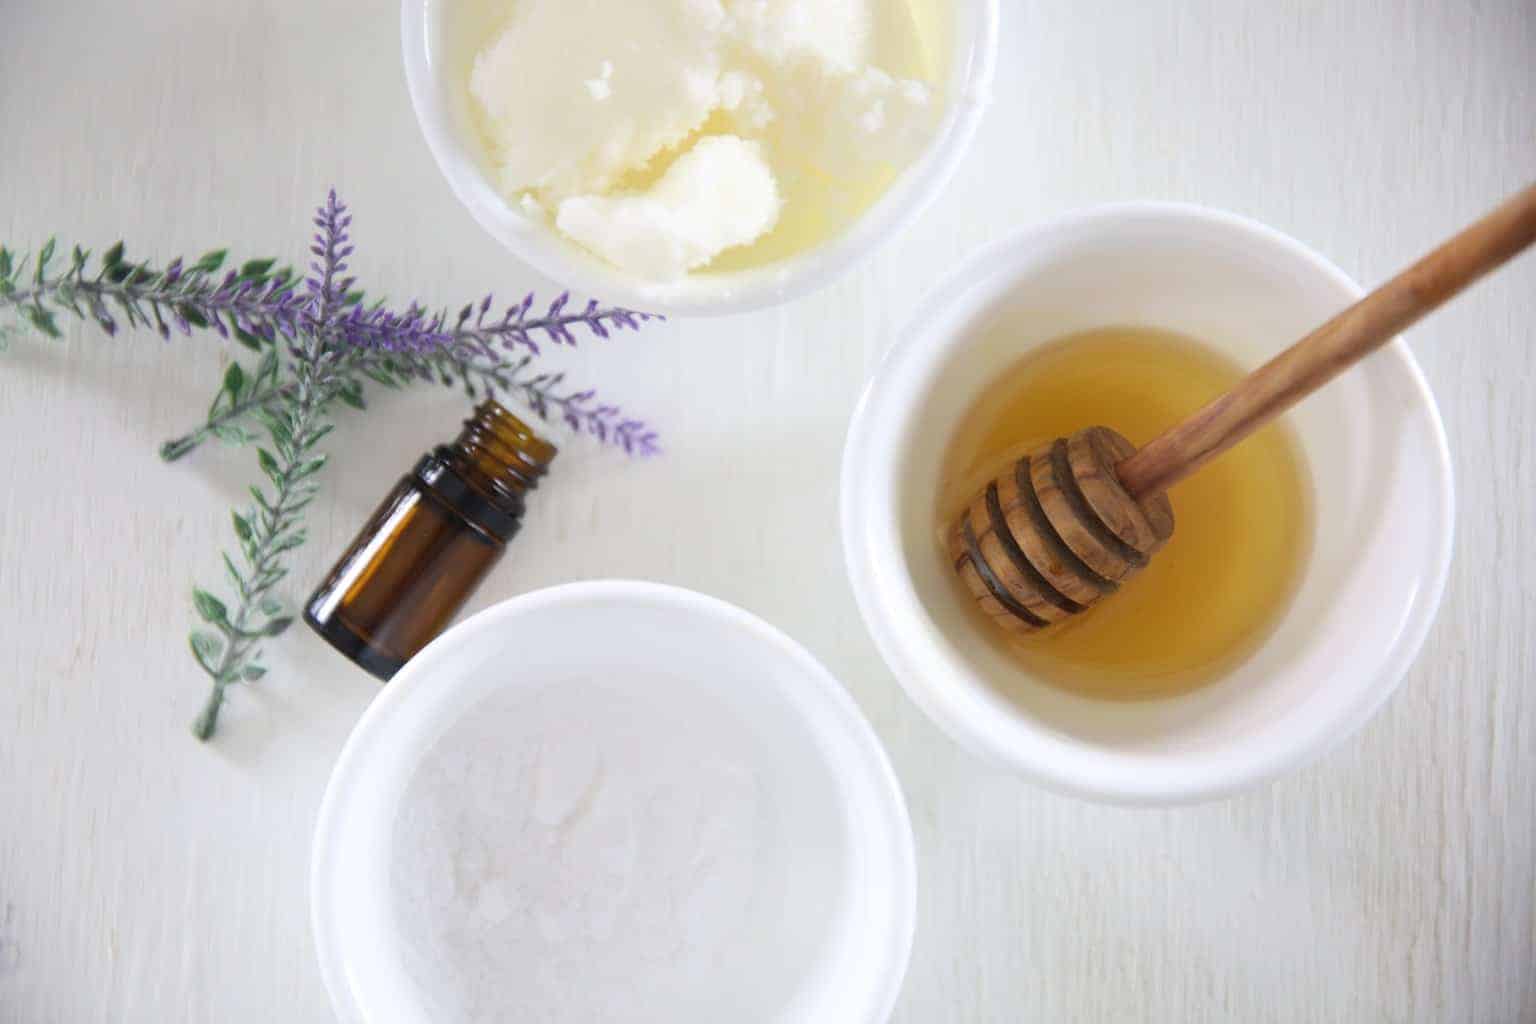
[2,188,661,455]
[335,289,660,361]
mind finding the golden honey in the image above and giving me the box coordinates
[938,326,1313,700]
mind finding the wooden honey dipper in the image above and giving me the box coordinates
[950,181,1536,636]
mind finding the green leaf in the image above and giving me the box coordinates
[194,248,227,274]
[239,257,275,280]
[259,596,284,616]
[180,304,209,329]
[192,588,229,626]
[233,327,263,351]
[254,506,277,536]
[0,247,12,279]
[271,531,308,555]
[232,511,254,544]
[24,306,60,339]
[363,367,401,389]
[263,617,295,637]
[45,285,79,320]
[102,241,125,269]
[223,362,246,399]
[189,631,224,674]
[256,448,283,487]
[248,486,275,516]
[337,378,366,410]
[292,454,328,480]
[35,238,55,283]
[242,665,267,682]
[222,553,246,591]
[212,424,253,444]
[258,409,293,449]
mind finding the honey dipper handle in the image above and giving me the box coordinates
[1117,181,1536,500]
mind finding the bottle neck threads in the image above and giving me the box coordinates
[420,401,558,541]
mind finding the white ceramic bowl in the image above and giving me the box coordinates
[312,580,915,1023]
[401,0,999,316]
[841,204,1454,805]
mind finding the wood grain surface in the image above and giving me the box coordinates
[1117,181,1536,499]
[2,2,1533,1021]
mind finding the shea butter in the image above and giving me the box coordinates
[462,0,945,280]
[556,135,782,278]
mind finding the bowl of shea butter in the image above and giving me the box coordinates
[402,0,998,314]
[312,581,916,1023]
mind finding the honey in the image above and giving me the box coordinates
[938,326,1313,700]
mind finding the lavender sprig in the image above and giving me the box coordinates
[335,291,658,357]
[3,189,662,740]
[1,220,658,454]
[508,361,660,455]
[189,194,361,738]
[190,363,330,740]
[306,189,355,325]
[0,242,305,348]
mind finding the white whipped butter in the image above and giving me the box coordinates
[556,136,782,279]
[467,0,941,279]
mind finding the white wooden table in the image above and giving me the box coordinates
[3,2,1533,1021]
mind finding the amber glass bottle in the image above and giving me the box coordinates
[305,400,556,680]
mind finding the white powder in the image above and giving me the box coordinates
[389,673,846,1022]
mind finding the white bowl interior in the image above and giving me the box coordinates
[841,206,1453,802]
[402,0,1000,315]
[313,582,914,1022]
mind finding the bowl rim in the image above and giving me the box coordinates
[839,201,1456,805]
[311,578,918,1023]
[399,0,1001,317]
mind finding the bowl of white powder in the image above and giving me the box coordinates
[312,580,916,1022]
[402,0,998,314]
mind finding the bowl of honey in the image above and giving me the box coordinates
[841,203,1453,803]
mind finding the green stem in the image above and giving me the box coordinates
[160,347,500,461]
[190,349,332,740]
[5,260,298,342]
[160,379,295,461]
[192,680,231,742]
[161,339,607,469]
